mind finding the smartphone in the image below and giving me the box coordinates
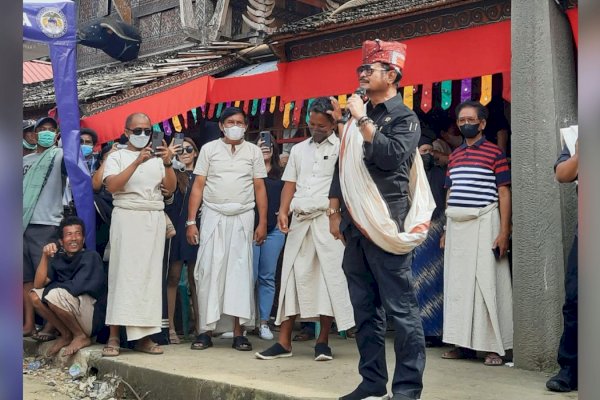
[173,132,185,154]
[259,131,271,148]
[492,246,501,261]
[151,131,164,155]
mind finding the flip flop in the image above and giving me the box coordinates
[484,353,504,366]
[441,347,476,359]
[102,337,121,357]
[32,332,57,342]
[190,333,213,350]
[232,335,252,351]
[134,342,163,355]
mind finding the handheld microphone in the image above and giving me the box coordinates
[342,87,367,123]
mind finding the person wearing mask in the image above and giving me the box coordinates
[23,119,38,157]
[546,139,578,392]
[101,112,177,357]
[164,138,200,344]
[256,98,354,362]
[252,132,285,340]
[440,100,513,366]
[329,40,436,400]
[80,128,99,175]
[186,107,268,352]
[23,116,65,340]
[29,216,107,356]
[433,118,462,167]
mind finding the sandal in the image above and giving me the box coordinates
[102,337,121,357]
[441,347,476,359]
[32,331,57,342]
[190,333,213,350]
[169,329,181,344]
[134,341,163,355]
[484,353,504,366]
[232,335,253,351]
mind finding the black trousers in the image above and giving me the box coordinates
[556,234,578,385]
[342,225,425,399]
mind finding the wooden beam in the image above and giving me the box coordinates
[112,0,133,24]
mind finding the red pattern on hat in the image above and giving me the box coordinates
[362,39,407,71]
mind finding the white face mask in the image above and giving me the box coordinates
[129,133,150,149]
[223,126,245,141]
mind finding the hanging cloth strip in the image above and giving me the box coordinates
[172,115,182,132]
[421,83,432,113]
[269,97,277,114]
[480,74,492,105]
[283,102,292,128]
[441,80,452,110]
[251,99,259,116]
[305,98,315,123]
[215,103,223,118]
[461,78,472,103]
[163,120,172,136]
[403,86,414,110]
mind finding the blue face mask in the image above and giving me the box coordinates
[23,139,37,150]
[81,144,94,157]
[37,130,57,148]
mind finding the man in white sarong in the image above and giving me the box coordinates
[186,107,268,352]
[255,97,354,362]
[440,100,513,366]
[102,112,177,356]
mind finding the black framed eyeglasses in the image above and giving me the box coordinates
[182,146,194,154]
[356,64,389,77]
[128,128,152,136]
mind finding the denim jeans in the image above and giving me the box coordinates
[253,227,286,322]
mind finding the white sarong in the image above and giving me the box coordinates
[194,201,256,333]
[275,198,355,331]
[443,202,513,355]
[339,113,436,254]
[106,199,165,341]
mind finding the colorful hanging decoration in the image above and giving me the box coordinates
[260,98,267,115]
[292,99,303,126]
[171,116,183,132]
[269,96,276,113]
[460,78,472,103]
[279,98,285,113]
[441,80,452,110]
[305,98,315,123]
[403,86,414,110]
[225,101,231,108]
[216,103,224,118]
[421,83,432,114]
[234,100,241,107]
[242,100,250,114]
[480,74,492,105]
[162,119,172,136]
[191,108,197,123]
[207,103,215,119]
[283,102,292,128]
[338,94,347,110]
[200,104,206,116]
[152,123,161,132]
[251,99,259,116]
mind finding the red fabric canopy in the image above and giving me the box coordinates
[566,8,578,48]
[208,70,281,103]
[81,76,211,144]
[279,21,511,104]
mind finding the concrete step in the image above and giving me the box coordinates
[24,335,578,400]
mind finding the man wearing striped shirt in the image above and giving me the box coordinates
[440,100,513,367]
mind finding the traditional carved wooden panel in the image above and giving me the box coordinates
[286,0,511,61]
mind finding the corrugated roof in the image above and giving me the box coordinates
[23,60,53,84]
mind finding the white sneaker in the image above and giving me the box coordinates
[259,324,274,340]
[219,331,246,339]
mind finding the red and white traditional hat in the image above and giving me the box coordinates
[361,39,407,71]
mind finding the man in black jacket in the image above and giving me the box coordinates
[329,39,425,400]
[29,216,107,356]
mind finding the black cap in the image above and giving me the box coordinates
[80,128,98,145]
[34,116,58,131]
[23,119,36,132]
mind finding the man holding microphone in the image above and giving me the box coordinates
[329,40,434,400]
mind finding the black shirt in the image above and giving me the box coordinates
[329,93,421,235]
[255,176,284,233]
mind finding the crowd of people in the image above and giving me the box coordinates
[22,38,578,399]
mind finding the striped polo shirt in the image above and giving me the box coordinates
[445,137,510,208]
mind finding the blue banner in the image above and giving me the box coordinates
[23,1,96,249]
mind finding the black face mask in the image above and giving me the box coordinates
[421,153,434,171]
[459,123,480,139]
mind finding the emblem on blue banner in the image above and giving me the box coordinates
[37,8,67,38]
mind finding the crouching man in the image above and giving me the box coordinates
[29,216,107,356]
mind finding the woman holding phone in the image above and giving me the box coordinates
[165,138,200,343]
[253,132,285,340]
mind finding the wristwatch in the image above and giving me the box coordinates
[326,207,341,217]
[185,220,196,227]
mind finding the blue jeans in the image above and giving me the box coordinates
[253,228,286,322]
